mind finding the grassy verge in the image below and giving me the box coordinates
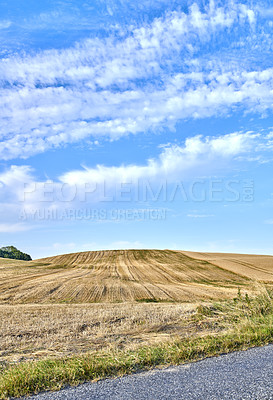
[1,287,273,399]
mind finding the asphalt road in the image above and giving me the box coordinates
[26,345,273,400]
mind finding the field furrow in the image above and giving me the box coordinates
[0,249,272,304]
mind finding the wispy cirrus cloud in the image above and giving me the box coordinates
[0,223,32,233]
[0,2,264,160]
[0,20,11,29]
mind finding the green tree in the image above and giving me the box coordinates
[0,246,32,261]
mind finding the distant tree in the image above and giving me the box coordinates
[0,246,32,261]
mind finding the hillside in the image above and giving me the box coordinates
[0,249,273,304]
[182,251,273,282]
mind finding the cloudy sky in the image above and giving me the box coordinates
[1,0,273,258]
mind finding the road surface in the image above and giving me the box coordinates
[26,345,273,400]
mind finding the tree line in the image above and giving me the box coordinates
[0,246,32,261]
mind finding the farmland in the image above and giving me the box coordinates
[2,249,272,304]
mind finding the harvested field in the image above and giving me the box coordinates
[1,249,272,304]
[0,302,199,363]
[183,251,273,282]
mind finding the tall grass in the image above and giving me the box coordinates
[0,288,272,399]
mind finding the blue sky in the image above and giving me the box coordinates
[1,0,273,258]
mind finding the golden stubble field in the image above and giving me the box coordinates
[2,249,271,304]
[1,249,273,364]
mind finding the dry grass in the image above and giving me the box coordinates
[1,288,273,399]
[1,249,269,304]
[0,302,205,364]
[1,250,272,398]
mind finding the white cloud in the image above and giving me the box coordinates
[0,129,271,226]
[0,20,11,29]
[2,68,273,160]
[0,2,262,160]
[0,130,268,206]
[0,165,34,186]
[0,223,32,233]
[59,132,257,185]
[0,165,34,203]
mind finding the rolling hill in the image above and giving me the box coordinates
[0,249,273,304]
